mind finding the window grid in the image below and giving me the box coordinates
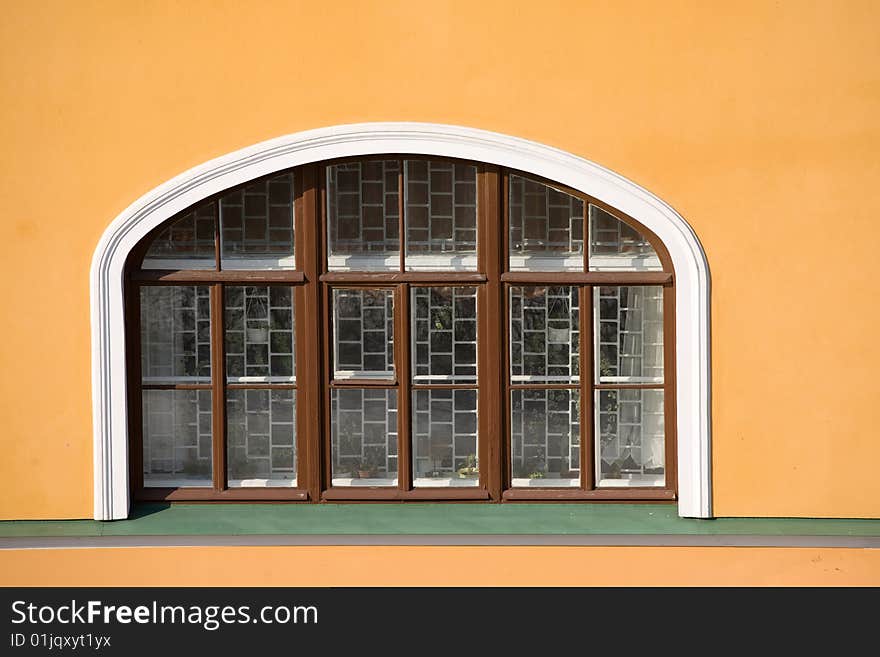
[412,389,478,483]
[330,388,399,484]
[412,286,478,383]
[327,161,400,266]
[510,388,581,484]
[596,389,665,484]
[597,286,664,383]
[410,285,480,486]
[508,174,585,270]
[590,205,654,257]
[593,285,666,488]
[227,389,297,485]
[332,288,395,379]
[588,204,662,271]
[129,159,674,503]
[405,161,478,262]
[224,286,296,383]
[140,286,212,384]
[219,174,295,265]
[507,285,582,487]
[142,389,213,484]
[509,286,580,384]
[142,204,216,269]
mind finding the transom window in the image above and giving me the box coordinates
[127,157,675,502]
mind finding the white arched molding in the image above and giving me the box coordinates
[91,123,712,520]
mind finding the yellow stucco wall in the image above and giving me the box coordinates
[1,0,879,521]
[2,546,879,587]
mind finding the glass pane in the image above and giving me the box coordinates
[332,288,394,381]
[509,286,579,384]
[140,286,211,384]
[142,389,212,487]
[412,286,477,384]
[511,389,580,487]
[596,286,664,384]
[226,389,296,487]
[405,161,477,270]
[330,388,398,486]
[412,389,478,487]
[327,160,400,271]
[596,389,665,487]
[141,204,216,269]
[589,205,661,271]
[508,175,584,271]
[219,173,295,269]
[225,286,294,383]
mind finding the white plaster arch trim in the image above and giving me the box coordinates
[91,122,712,520]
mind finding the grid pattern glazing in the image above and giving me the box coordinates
[129,157,673,502]
[412,389,478,486]
[226,389,297,486]
[327,161,400,270]
[219,174,295,268]
[589,205,661,271]
[510,389,580,486]
[597,389,665,485]
[596,286,663,383]
[330,388,399,485]
[509,286,579,384]
[509,175,584,271]
[225,286,295,382]
[142,389,213,486]
[412,286,477,384]
[405,161,477,269]
[332,289,395,380]
[141,204,216,269]
[140,286,211,383]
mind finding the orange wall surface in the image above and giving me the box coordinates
[2,546,879,587]
[1,0,879,520]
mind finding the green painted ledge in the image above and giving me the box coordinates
[1,504,880,537]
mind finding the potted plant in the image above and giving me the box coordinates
[457,454,478,479]
[246,324,269,343]
[245,297,268,342]
[606,461,622,479]
[353,457,378,479]
[547,326,570,343]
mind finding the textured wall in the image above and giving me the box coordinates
[1,1,878,519]
[2,546,879,586]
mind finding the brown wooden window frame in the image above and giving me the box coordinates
[126,157,676,503]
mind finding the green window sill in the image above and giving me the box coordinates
[1,503,879,539]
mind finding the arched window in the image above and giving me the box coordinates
[125,156,676,504]
[91,123,710,518]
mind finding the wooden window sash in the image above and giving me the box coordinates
[128,157,677,504]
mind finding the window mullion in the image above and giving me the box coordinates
[296,164,323,501]
[398,158,405,272]
[319,167,335,494]
[209,282,227,492]
[479,166,503,500]
[580,285,595,490]
[320,281,333,491]
[396,283,412,491]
